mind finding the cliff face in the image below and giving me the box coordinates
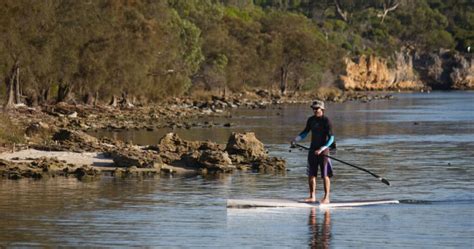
[340,53,424,91]
[451,55,474,89]
[340,50,473,90]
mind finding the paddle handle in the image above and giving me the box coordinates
[293,143,391,186]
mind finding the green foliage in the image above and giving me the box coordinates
[0,0,470,105]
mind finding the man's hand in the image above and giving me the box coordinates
[290,140,296,148]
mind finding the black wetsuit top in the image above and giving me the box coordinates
[298,116,333,150]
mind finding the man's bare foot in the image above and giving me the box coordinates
[303,197,316,203]
[320,198,330,204]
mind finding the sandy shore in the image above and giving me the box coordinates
[0,149,114,167]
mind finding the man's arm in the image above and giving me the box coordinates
[291,118,311,144]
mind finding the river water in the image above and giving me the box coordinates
[1,92,473,248]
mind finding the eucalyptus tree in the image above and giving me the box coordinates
[261,11,329,94]
[0,0,54,108]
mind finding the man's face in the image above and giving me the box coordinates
[313,107,323,117]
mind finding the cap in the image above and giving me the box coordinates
[310,100,325,110]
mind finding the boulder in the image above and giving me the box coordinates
[109,148,161,168]
[225,132,267,160]
[25,122,51,137]
[51,129,101,152]
[154,132,200,153]
[198,150,234,172]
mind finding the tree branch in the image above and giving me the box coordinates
[381,0,400,24]
[333,0,348,22]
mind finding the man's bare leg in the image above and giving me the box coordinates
[320,176,330,204]
[304,176,317,202]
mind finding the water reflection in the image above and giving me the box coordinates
[308,208,331,249]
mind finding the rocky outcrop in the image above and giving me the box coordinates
[143,132,285,173]
[1,130,286,179]
[110,132,285,173]
[0,157,99,180]
[413,51,473,90]
[450,54,474,89]
[109,148,162,169]
[41,129,103,152]
[225,132,286,172]
[340,53,424,91]
[340,49,473,90]
[225,132,267,161]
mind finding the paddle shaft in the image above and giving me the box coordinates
[293,143,390,186]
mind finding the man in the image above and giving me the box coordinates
[292,100,334,204]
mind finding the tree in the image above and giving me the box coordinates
[261,11,329,94]
[394,1,455,50]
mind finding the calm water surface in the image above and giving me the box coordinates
[1,92,473,248]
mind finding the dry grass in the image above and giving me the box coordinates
[0,112,25,145]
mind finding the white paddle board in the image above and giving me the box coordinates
[227,198,399,208]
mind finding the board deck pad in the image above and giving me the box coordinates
[227,198,399,208]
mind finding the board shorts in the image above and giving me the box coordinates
[307,149,333,178]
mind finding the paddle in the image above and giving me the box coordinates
[292,143,391,186]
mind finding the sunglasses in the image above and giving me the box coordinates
[312,107,321,111]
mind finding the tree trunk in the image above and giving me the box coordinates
[119,92,134,108]
[280,66,288,95]
[4,61,19,109]
[57,83,71,103]
[4,76,15,108]
[109,95,118,107]
[25,91,39,107]
[83,92,95,105]
[39,87,50,104]
[94,91,99,106]
[14,66,22,104]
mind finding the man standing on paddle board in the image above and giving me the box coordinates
[291,100,334,204]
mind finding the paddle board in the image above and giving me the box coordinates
[227,198,399,208]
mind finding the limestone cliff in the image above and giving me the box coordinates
[340,53,423,91]
[340,50,473,90]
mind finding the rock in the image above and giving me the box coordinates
[25,122,51,137]
[68,111,78,118]
[225,132,267,160]
[74,166,100,180]
[150,133,202,164]
[52,129,99,151]
[156,133,191,153]
[112,168,125,177]
[198,150,234,172]
[256,89,270,98]
[251,157,286,172]
[181,151,202,168]
[110,148,161,168]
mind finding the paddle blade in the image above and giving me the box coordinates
[380,178,391,186]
